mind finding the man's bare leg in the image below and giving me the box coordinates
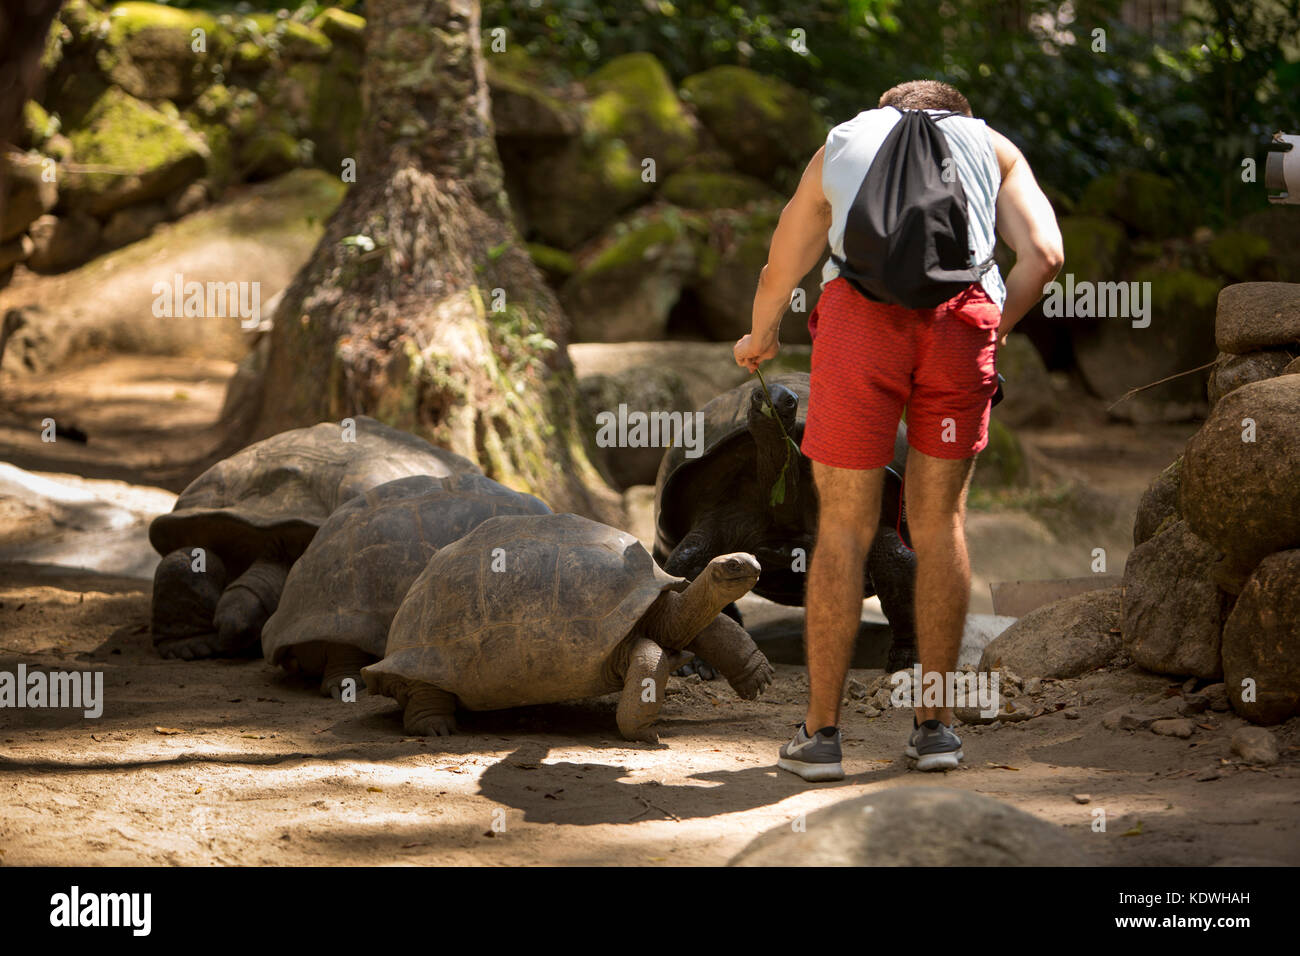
[802,461,884,732]
[903,448,976,726]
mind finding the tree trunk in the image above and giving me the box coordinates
[0,0,62,147]
[241,0,619,522]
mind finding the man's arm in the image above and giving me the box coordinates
[735,147,832,371]
[989,129,1064,345]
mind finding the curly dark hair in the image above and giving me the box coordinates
[878,80,972,116]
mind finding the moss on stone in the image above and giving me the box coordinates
[583,217,698,277]
[661,170,778,209]
[1207,229,1271,279]
[1058,215,1125,283]
[99,2,225,102]
[977,418,1025,487]
[681,66,825,179]
[526,243,576,280]
[312,7,365,44]
[1134,265,1221,315]
[22,101,59,147]
[64,86,208,213]
[1078,169,1196,238]
[584,52,697,172]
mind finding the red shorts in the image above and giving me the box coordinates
[802,277,1001,469]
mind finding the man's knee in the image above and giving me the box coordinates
[815,514,879,562]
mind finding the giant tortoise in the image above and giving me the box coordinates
[261,472,550,697]
[361,513,774,742]
[653,372,917,671]
[149,417,477,660]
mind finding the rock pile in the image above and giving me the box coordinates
[1125,282,1300,724]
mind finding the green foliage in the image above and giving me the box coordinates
[477,0,1299,226]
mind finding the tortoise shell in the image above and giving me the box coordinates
[261,473,550,665]
[149,416,477,571]
[362,513,684,711]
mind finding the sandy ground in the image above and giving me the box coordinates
[1,355,1297,866]
[1,562,1297,866]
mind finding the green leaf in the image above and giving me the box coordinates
[769,469,786,506]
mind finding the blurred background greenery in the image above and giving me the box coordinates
[158,0,1300,226]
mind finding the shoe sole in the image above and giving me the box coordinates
[908,748,964,772]
[777,757,845,782]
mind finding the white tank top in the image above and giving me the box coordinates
[820,108,1005,310]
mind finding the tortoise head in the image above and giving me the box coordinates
[747,381,799,440]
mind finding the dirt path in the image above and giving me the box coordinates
[3,355,1295,866]
[1,564,1296,866]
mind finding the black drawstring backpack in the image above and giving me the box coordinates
[831,107,995,309]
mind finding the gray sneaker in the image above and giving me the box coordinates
[778,724,844,781]
[905,718,964,771]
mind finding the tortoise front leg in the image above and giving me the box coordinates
[400,682,459,737]
[684,613,774,700]
[616,637,673,743]
[868,526,918,673]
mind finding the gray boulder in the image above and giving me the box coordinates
[978,587,1122,679]
[1215,282,1300,353]
[1,152,57,241]
[25,212,102,273]
[1122,520,1230,679]
[1222,549,1300,725]
[1181,374,1300,589]
[731,787,1087,866]
[1133,456,1181,547]
[1207,349,1295,406]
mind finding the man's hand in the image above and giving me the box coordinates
[735,330,780,371]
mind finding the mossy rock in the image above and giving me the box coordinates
[312,7,365,45]
[585,53,697,174]
[1058,215,1125,283]
[1232,207,1300,283]
[519,54,693,249]
[62,87,208,215]
[992,333,1058,428]
[22,102,60,149]
[1072,266,1220,407]
[487,50,580,141]
[680,66,825,180]
[661,171,778,210]
[1077,169,1196,238]
[687,201,817,344]
[561,214,701,342]
[98,2,227,103]
[973,418,1026,488]
[526,243,575,283]
[238,128,305,182]
[1207,229,1272,280]
[246,13,332,61]
[522,136,649,249]
[300,44,363,168]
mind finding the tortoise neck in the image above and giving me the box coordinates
[750,419,800,521]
